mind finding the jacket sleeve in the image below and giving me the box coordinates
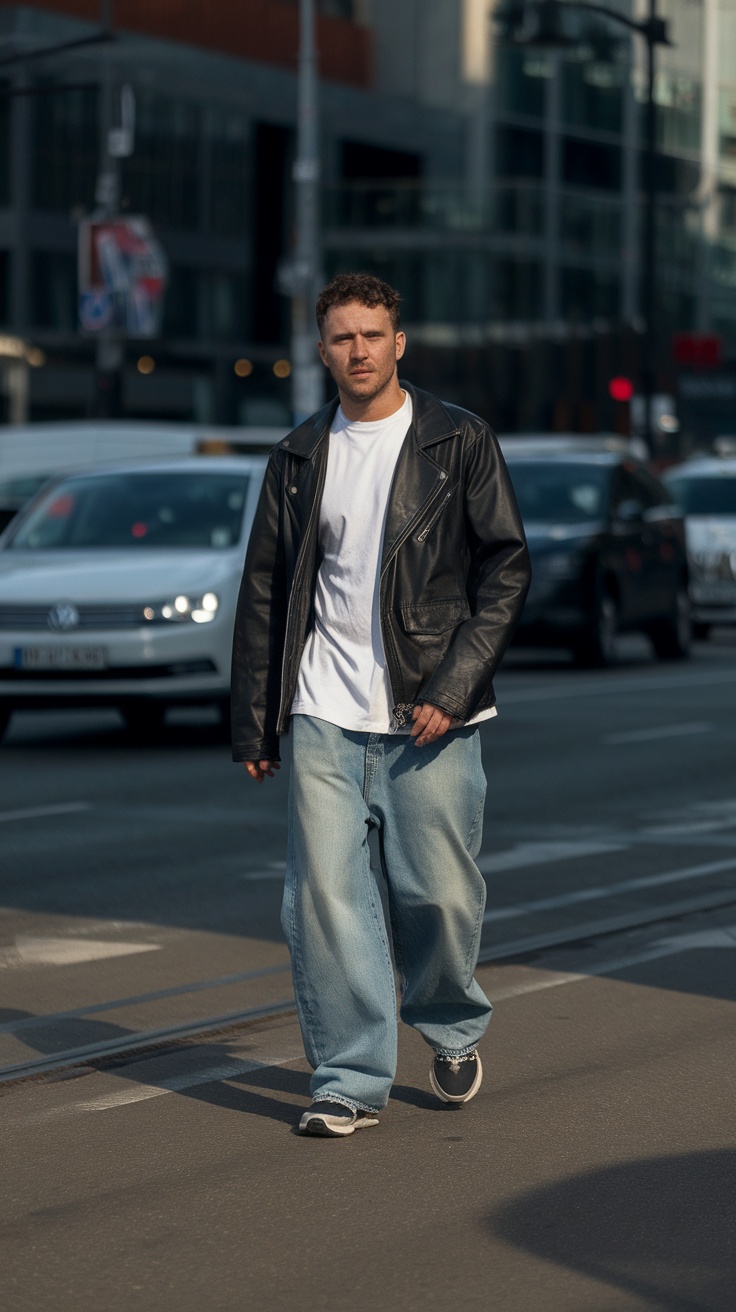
[230,452,287,762]
[419,426,531,721]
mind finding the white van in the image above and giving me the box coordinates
[0,420,287,530]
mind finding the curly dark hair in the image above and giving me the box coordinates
[316,273,401,334]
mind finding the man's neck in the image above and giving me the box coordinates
[338,380,406,423]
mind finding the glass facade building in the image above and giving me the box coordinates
[0,0,732,440]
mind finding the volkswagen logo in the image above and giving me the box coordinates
[47,602,80,632]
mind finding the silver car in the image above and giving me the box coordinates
[665,455,736,637]
[0,456,266,740]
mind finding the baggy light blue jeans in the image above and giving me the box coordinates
[281,713,493,1113]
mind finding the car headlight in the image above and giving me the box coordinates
[536,551,584,581]
[144,592,220,624]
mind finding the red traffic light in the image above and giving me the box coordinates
[609,376,634,402]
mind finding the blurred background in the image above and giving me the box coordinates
[0,0,732,457]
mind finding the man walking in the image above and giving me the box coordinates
[231,273,530,1137]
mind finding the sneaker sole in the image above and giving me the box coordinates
[299,1112,380,1138]
[429,1054,483,1105]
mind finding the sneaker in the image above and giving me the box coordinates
[298,1101,380,1137]
[429,1050,483,1105]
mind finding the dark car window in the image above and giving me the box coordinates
[628,466,670,510]
[666,473,736,516]
[506,461,609,524]
[8,471,251,550]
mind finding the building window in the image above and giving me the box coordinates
[162,266,200,340]
[496,258,544,320]
[31,81,98,213]
[561,55,623,134]
[0,250,9,324]
[561,266,619,321]
[496,126,544,180]
[122,94,200,231]
[209,271,250,341]
[562,137,620,191]
[209,109,250,239]
[32,251,78,331]
[0,87,9,207]
[496,50,546,120]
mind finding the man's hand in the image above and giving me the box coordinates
[243,760,281,783]
[410,703,461,747]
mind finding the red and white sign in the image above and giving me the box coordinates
[78,216,167,338]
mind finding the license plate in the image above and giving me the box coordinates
[15,646,108,671]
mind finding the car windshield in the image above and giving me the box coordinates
[666,474,736,516]
[506,461,609,524]
[8,471,251,550]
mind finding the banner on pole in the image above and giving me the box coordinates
[78,217,167,337]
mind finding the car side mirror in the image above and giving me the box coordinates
[615,498,644,524]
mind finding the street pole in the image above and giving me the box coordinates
[291,0,323,425]
[640,0,657,457]
[496,0,670,453]
[93,0,123,419]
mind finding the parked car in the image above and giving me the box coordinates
[501,438,691,664]
[664,454,736,638]
[0,473,50,533]
[0,456,267,741]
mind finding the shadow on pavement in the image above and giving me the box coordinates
[488,1148,736,1312]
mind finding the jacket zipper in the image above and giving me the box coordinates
[416,489,453,542]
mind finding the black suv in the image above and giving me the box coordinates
[502,438,690,665]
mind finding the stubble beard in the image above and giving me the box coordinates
[338,364,395,409]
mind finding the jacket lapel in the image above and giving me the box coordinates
[380,384,460,573]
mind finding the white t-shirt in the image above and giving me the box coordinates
[291,391,497,734]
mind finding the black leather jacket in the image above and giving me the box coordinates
[231,382,531,762]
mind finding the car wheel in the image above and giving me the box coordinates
[650,584,691,661]
[575,586,619,667]
[692,621,711,641]
[120,703,167,738]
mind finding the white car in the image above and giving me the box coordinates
[665,455,736,638]
[0,456,267,740]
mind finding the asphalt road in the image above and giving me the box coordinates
[2,630,736,1310]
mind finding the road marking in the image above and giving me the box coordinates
[8,1052,305,1126]
[499,667,736,705]
[0,802,92,824]
[488,923,736,1002]
[483,855,736,925]
[603,722,713,745]
[478,840,625,876]
[0,937,161,969]
[479,887,736,962]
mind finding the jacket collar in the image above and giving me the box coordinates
[278,381,460,459]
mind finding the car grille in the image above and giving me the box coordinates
[0,605,151,630]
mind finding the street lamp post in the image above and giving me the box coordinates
[497,0,672,454]
[290,0,323,425]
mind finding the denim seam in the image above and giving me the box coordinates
[286,839,324,1071]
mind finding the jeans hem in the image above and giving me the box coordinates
[433,1042,479,1059]
[312,1093,383,1115]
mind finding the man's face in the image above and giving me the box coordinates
[318,301,405,407]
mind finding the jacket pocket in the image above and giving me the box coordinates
[399,597,471,635]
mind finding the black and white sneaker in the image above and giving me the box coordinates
[430,1050,483,1105]
[298,1101,380,1137]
